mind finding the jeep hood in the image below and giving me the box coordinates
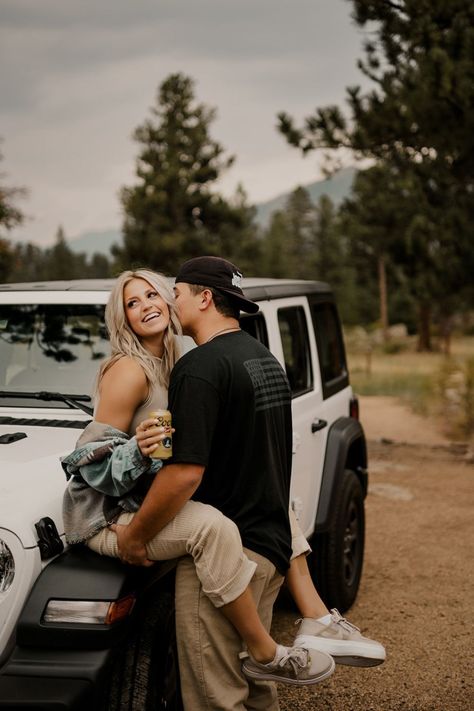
[0,423,80,548]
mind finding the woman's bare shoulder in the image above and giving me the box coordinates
[100,356,147,391]
[96,357,148,429]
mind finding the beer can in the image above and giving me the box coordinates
[148,409,173,459]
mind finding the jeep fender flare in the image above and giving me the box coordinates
[15,545,140,651]
[315,417,368,533]
[0,547,176,709]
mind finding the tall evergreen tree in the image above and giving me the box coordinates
[262,188,351,283]
[262,186,316,279]
[284,187,316,278]
[311,195,360,325]
[0,238,14,282]
[88,252,112,278]
[312,195,343,283]
[279,0,474,347]
[340,165,410,339]
[10,242,47,282]
[115,73,256,273]
[214,184,262,275]
[262,210,293,278]
[0,145,26,282]
[42,226,86,280]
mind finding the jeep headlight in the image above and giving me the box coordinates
[0,539,15,592]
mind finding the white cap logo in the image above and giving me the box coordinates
[232,271,243,288]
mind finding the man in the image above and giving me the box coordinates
[114,256,333,709]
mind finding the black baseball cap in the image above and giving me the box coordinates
[175,256,259,314]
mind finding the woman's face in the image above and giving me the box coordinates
[123,278,170,346]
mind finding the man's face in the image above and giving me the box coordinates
[173,282,201,336]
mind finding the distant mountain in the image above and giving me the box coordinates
[67,167,356,256]
[254,166,355,227]
[68,228,121,256]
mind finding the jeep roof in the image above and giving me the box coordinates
[0,277,332,302]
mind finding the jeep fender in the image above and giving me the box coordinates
[0,546,175,709]
[15,545,139,650]
[315,417,368,533]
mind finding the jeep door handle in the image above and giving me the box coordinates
[311,419,327,433]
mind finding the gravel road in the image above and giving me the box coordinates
[271,436,474,711]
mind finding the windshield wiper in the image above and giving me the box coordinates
[0,390,93,416]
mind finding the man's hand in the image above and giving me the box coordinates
[109,522,154,567]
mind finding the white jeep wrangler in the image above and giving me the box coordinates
[0,277,367,710]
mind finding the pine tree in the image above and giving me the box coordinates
[10,242,46,282]
[0,145,26,282]
[42,226,84,280]
[115,73,256,274]
[279,0,474,347]
[262,211,293,278]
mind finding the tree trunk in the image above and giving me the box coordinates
[439,315,453,356]
[417,303,432,352]
[378,254,389,342]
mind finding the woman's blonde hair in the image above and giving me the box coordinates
[98,269,181,390]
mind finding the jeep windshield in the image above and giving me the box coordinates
[0,304,109,409]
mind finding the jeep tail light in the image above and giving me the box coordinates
[350,397,359,420]
[43,594,136,625]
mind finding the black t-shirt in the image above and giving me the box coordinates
[168,330,293,574]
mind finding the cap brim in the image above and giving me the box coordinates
[219,288,260,314]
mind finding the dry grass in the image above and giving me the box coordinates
[346,335,474,440]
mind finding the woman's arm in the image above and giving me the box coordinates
[95,357,148,433]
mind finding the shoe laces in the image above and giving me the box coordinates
[330,608,360,633]
[277,646,310,675]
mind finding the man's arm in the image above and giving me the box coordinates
[111,462,204,565]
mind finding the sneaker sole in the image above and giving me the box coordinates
[331,655,385,667]
[294,635,386,667]
[242,657,335,686]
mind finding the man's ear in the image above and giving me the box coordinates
[199,288,214,311]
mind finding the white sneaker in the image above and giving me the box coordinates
[241,644,335,686]
[294,609,386,667]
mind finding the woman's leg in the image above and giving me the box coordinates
[221,588,276,662]
[286,553,328,619]
[287,507,329,618]
[287,511,386,666]
[88,502,276,662]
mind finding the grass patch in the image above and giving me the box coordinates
[350,370,432,399]
[346,336,474,437]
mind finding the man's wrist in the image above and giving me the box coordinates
[123,517,147,548]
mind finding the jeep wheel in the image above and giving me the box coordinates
[311,468,365,613]
[102,584,183,711]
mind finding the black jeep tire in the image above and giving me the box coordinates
[101,582,183,711]
[310,468,365,613]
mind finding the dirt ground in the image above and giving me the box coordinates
[272,396,474,711]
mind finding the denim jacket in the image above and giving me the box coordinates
[61,420,162,544]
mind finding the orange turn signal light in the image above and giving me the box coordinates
[105,593,136,625]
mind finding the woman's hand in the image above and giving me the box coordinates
[135,417,172,458]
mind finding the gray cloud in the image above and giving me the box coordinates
[0,0,367,246]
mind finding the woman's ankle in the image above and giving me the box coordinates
[247,640,277,664]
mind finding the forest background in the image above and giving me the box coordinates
[1,1,473,438]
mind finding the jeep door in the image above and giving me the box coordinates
[258,296,327,540]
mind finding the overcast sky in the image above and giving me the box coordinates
[0,0,367,247]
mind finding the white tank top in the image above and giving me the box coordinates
[128,378,168,437]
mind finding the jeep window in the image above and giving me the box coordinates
[309,300,349,398]
[0,304,109,407]
[239,313,269,347]
[277,306,313,397]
